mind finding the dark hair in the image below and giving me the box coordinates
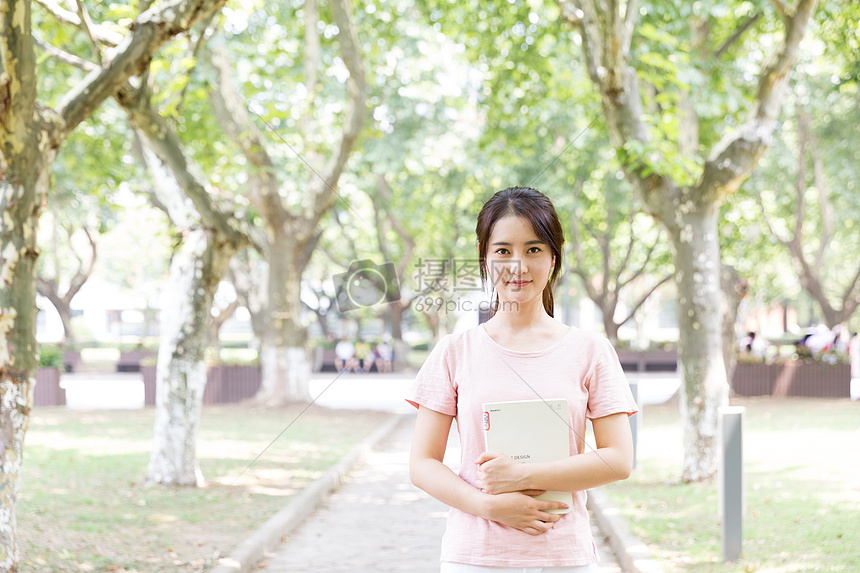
[476,187,565,317]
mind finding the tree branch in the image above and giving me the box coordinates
[618,273,673,326]
[558,0,671,216]
[793,102,808,251]
[376,174,414,251]
[34,0,123,46]
[176,12,217,117]
[34,37,99,71]
[622,0,638,56]
[55,0,227,144]
[840,264,860,316]
[756,184,840,325]
[211,297,241,332]
[205,40,284,229]
[297,0,322,164]
[768,0,790,21]
[695,0,818,204]
[567,180,588,280]
[559,1,603,90]
[371,186,390,262]
[117,80,264,252]
[714,13,761,59]
[617,230,660,291]
[74,0,103,64]
[613,211,636,286]
[64,226,96,304]
[374,174,417,285]
[302,0,367,233]
[754,188,792,247]
[801,105,833,266]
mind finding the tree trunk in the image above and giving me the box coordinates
[721,264,748,389]
[146,227,234,486]
[36,283,76,347]
[53,297,75,347]
[208,298,240,352]
[389,302,409,372]
[602,307,620,346]
[669,205,729,482]
[256,239,312,404]
[124,91,253,486]
[0,164,46,572]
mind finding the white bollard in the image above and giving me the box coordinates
[628,381,641,471]
[718,406,745,562]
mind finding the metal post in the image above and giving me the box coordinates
[719,406,745,562]
[628,381,640,471]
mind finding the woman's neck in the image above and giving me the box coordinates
[488,299,554,333]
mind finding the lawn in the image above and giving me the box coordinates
[18,404,393,572]
[602,396,860,573]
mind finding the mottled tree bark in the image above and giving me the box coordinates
[721,264,748,390]
[668,206,727,480]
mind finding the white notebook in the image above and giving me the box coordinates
[482,398,573,514]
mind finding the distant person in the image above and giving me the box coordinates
[354,339,372,373]
[739,331,756,353]
[850,332,860,401]
[749,331,767,359]
[376,338,394,373]
[801,325,838,355]
[334,337,356,372]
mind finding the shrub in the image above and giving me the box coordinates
[38,345,64,369]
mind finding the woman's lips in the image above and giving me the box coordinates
[507,280,531,287]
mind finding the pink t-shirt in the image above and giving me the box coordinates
[406,323,638,567]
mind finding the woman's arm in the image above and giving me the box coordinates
[409,405,568,536]
[475,412,634,494]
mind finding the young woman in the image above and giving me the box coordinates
[407,187,637,572]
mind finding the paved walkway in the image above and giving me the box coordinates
[254,416,623,572]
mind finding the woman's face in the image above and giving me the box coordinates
[484,215,556,305]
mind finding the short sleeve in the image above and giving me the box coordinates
[585,337,638,419]
[405,335,457,416]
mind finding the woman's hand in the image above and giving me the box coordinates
[475,452,528,494]
[482,491,568,536]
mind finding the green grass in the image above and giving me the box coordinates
[601,396,860,572]
[216,347,258,364]
[79,347,121,366]
[19,405,392,572]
